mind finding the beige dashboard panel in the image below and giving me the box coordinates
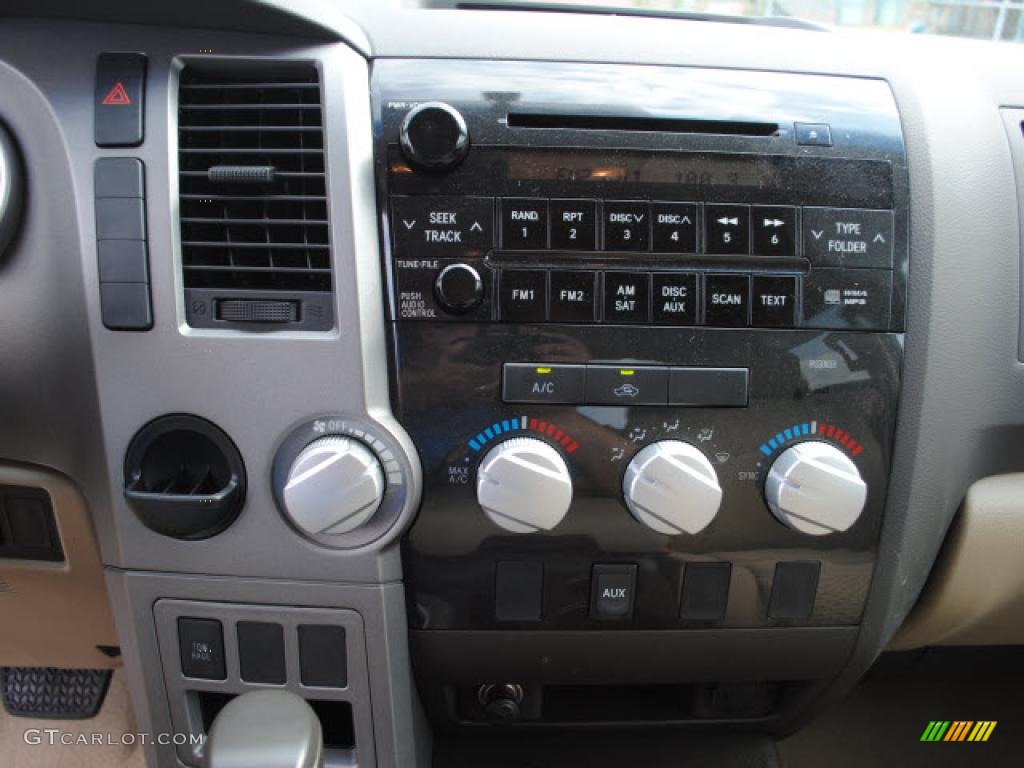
[0,463,120,668]
[890,473,1024,649]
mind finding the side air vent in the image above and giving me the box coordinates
[177,62,333,331]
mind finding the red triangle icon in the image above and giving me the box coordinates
[101,82,132,106]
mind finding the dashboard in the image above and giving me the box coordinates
[1,1,1024,766]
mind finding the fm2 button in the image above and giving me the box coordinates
[591,564,637,620]
[503,363,585,404]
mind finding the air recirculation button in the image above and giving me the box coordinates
[123,414,247,539]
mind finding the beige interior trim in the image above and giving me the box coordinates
[0,462,120,668]
[890,473,1024,650]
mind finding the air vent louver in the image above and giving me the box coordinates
[177,62,333,330]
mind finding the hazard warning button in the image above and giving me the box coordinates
[95,53,146,147]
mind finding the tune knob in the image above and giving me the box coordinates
[399,102,470,172]
[281,437,385,538]
[434,263,483,313]
[623,441,722,535]
[764,441,867,536]
[476,438,573,533]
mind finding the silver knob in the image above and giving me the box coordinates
[623,441,722,535]
[765,441,867,536]
[476,438,572,533]
[282,437,385,538]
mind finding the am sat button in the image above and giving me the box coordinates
[585,365,668,406]
[503,363,585,404]
[803,207,894,268]
[803,268,892,331]
[603,272,650,323]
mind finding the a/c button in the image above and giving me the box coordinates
[503,363,585,404]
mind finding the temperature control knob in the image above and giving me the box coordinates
[764,441,867,536]
[399,102,470,172]
[623,441,722,535]
[281,437,385,537]
[476,438,572,533]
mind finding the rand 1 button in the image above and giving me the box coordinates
[652,273,698,325]
[668,367,749,407]
[591,564,638,620]
[752,206,797,256]
[705,204,750,254]
[603,272,650,323]
[500,270,547,322]
[752,275,798,327]
[603,201,650,251]
[549,270,597,323]
[802,268,892,331]
[652,202,698,252]
[585,365,668,406]
[501,198,549,249]
[802,207,894,268]
[704,274,750,327]
[550,199,597,250]
[391,195,494,258]
[503,363,586,404]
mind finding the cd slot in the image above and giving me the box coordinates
[507,112,779,137]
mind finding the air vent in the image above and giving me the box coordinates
[177,62,334,330]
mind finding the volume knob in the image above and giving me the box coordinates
[476,438,573,533]
[281,437,385,538]
[764,441,866,535]
[399,102,470,172]
[623,441,722,535]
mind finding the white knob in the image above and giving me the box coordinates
[623,441,722,535]
[765,441,867,536]
[476,438,572,533]
[282,437,385,537]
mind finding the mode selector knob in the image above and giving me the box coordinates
[399,102,470,172]
[764,441,867,536]
[623,441,723,535]
[281,437,385,538]
[476,438,573,533]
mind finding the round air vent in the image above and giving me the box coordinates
[0,122,24,258]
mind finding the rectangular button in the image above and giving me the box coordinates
[178,617,226,680]
[603,201,650,251]
[549,270,597,322]
[668,367,748,407]
[803,207,894,268]
[100,283,153,331]
[503,363,585,404]
[803,269,892,331]
[95,53,146,147]
[680,562,732,621]
[298,625,347,688]
[500,270,547,322]
[501,198,548,249]
[586,365,668,406]
[603,272,650,323]
[704,274,750,327]
[98,240,149,283]
[752,206,797,256]
[652,273,698,325]
[495,562,544,623]
[795,122,832,147]
[768,561,821,620]
[705,204,750,254]
[392,195,494,257]
[237,621,286,685]
[752,275,798,328]
[652,202,698,253]
[591,564,637,620]
[550,199,596,250]
[96,197,146,240]
[94,157,145,198]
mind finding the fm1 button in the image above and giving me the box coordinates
[604,272,650,323]
[652,273,698,325]
[500,270,547,322]
[752,275,798,327]
[503,363,585,404]
[591,564,637,620]
[704,274,750,327]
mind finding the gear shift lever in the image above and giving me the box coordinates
[205,690,324,768]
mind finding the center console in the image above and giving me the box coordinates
[374,60,908,727]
